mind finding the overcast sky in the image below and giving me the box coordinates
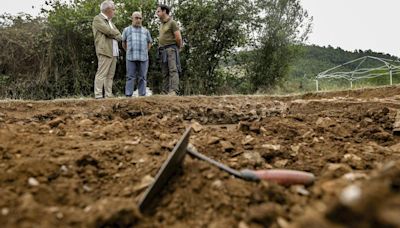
[2,0,399,57]
[301,0,400,57]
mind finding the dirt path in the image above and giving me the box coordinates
[1,86,400,227]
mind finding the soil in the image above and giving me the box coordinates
[1,86,400,228]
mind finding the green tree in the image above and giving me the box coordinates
[175,0,253,94]
[244,0,312,92]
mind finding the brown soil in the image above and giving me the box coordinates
[1,86,400,228]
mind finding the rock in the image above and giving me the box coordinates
[323,163,353,179]
[83,185,93,192]
[211,180,224,190]
[238,122,251,132]
[243,152,263,166]
[220,141,234,152]
[26,103,33,108]
[125,137,141,145]
[82,132,94,137]
[102,121,124,135]
[60,165,69,175]
[274,159,289,168]
[241,135,255,145]
[291,185,310,196]
[79,119,94,126]
[1,208,9,216]
[191,121,203,132]
[133,175,154,193]
[56,212,64,219]
[207,136,220,145]
[28,177,40,186]
[291,144,301,154]
[161,140,177,150]
[250,122,262,134]
[238,221,250,228]
[249,109,258,117]
[342,172,368,182]
[264,163,273,169]
[261,144,281,151]
[302,130,315,139]
[342,154,363,169]
[320,179,348,194]
[205,172,215,179]
[339,184,362,206]
[158,133,170,140]
[277,217,290,228]
[48,117,64,128]
[392,110,400,134]
[76,154,99,168]
[56,129,66,136]
[316,117,336,128]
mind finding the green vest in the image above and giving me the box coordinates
[159,17,179,47]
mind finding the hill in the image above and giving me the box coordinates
[289,45,399,79]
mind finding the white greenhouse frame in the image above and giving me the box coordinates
[315,56,400,91]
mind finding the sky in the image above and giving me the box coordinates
[301,0,400,57]
[1,0,399,57]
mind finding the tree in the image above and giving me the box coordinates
[175,0,253,94]
[244,0,312,92]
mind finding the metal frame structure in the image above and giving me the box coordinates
[315,56,400,91]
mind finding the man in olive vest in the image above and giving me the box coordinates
[156,4,182,96]
[92,1,122,99]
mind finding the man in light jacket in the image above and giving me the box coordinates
[92,1,122,99]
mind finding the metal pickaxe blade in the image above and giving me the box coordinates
[138,127,191,213]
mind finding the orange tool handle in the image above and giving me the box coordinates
[240,169,315,185]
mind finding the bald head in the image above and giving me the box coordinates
[131,11,143,27]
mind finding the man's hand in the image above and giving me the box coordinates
[174,30,183,51]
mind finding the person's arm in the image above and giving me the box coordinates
[147,30,153,50]
[112,23,122,42]
[122,41,127,51]
[174,30,182,50]
[171,21,182,50]
[93,16,120,39]
[121,28,127,50]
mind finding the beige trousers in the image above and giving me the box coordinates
[94,55,117,98]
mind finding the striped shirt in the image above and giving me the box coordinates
[122,26,152,61]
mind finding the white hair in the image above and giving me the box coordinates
[132,11,142,17]
[100,1,115,13]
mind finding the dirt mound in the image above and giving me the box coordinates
[1,86,400,227]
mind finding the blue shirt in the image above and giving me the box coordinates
[122,26,152,61]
